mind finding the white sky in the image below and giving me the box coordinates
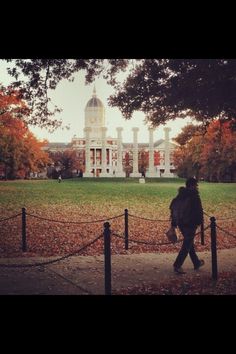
[0,61,193,143]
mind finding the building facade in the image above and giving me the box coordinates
[46,88,177,178]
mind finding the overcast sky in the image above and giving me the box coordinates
[1,61,193,143]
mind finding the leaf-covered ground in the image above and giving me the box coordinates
[0,179,235,258]
[113,271,236,295]
[0,180,235,295]
[0,203,235,258]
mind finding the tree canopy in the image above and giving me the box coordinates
[0,89,50,179]
[173,121,236,182]
[3,59,236,130]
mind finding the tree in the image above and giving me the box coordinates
[124,151,132,177]
[173,121,236,181]
[2,59,128,129]
[0,89,50,179]
[3,59,236,130]
[200,120,236,181]
[172,124,204,179]
[49,149,83,178]
[108,60,236,128]
[139,150,149,175]
[19,132,51,178]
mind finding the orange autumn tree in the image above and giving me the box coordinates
[173,124,204,179]
[173,121,236,182]
[200,120,236,182]
[0,87,50,179]
[124,151,132,177]
[17,132,51,178]
[138,150,160,176]
[139,150,148,176]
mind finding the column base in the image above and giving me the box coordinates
[162,172,174,177]
[139,177,145,183]
[130,172,142,178]
[99,173,113,177]
[114,172,126,177]
[146,172,158,178]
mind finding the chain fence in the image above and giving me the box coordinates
[0,207,235,291]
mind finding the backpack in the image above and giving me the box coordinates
[170,196,192,226]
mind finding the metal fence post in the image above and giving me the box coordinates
[200,222,204,245]
[103,222,111,295]
[22,207,27,252]
[210,216,218,281]
[124,208,129,250]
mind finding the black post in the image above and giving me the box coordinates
[124,208,129,250]
[210,216,218,281]
[103,222,111,295]
[200,222,204,245]
[22,207,27,252]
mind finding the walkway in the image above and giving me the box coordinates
[0,248,236,295]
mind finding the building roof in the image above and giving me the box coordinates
[45,143,71,149]
[86,97,104,108]
[123,139,165,149]
[85,87,104,108]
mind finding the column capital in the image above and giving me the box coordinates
[148,126,155,132]
[164,127,171,132]
[101,126,108,132]
[132,127,139,133]
[84,127,92,133]
[116,127,123,132]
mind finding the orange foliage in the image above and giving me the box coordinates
[0,88,50,179]
[173,119,236,181]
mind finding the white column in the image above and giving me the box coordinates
[83,127,93,177]
[162,127,173,177]
[146,127,157,177]
[100,127,109,177]
[130,127,141,178]
[116,127,125,177]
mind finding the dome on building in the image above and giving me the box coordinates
[85,87,104,108]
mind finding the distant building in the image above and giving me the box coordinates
[45,88,177,177]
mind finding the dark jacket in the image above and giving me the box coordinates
[170,187,203,227]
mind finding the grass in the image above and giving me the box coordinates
[0,178,235,216]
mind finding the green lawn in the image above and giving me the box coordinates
[0,178,235,219]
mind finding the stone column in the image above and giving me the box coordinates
[116,127,125,177]
[162,127,173,177]
[146,127,157,177]
[83,127,93,177]
[130,127,141,178]
[100,127,109,177]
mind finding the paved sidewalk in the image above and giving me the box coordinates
[0,248,236,295]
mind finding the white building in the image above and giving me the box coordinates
[46,88,177,178]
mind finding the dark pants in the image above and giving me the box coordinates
[173,225,200,269]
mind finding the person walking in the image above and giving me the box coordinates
[170,177,204,274]
[58,174,62,183]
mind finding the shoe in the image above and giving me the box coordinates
[194,259,205,270]
[174,267,186,274]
